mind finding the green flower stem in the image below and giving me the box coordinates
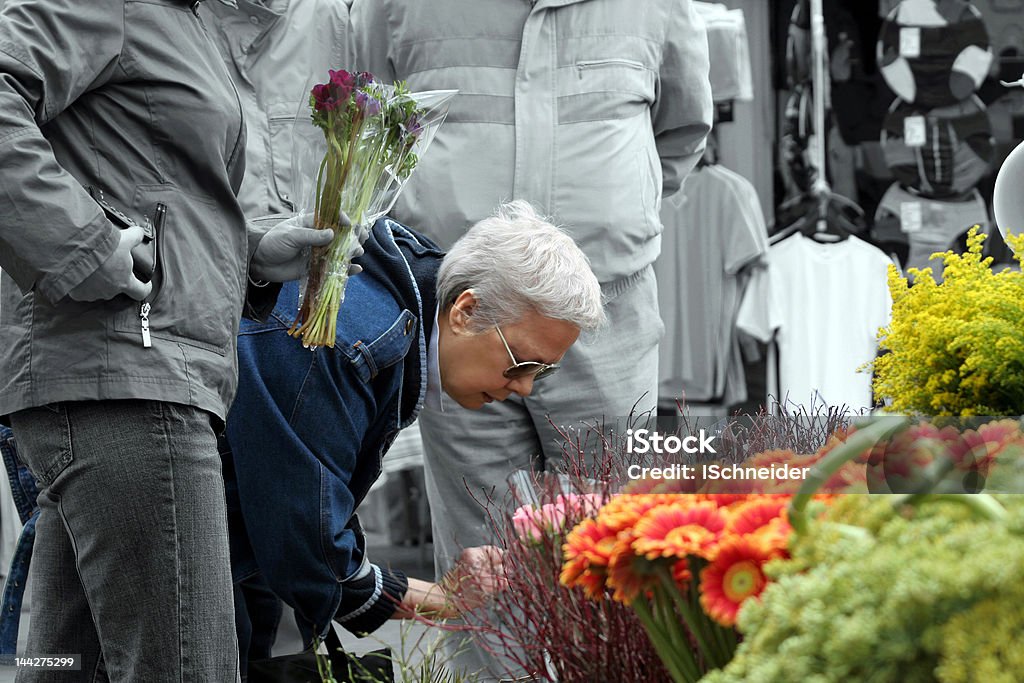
[891,492,1008,522]
[659,568,728,669]
[789,416,910,535]
[689,565,733,667]
[653,588,688,655]
[313,637,337,683]
[715,620,738,660]
[632,597,699,683]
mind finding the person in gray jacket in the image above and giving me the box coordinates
[205,0,353,219]
[352,0,712,677]
[0,1,331,680]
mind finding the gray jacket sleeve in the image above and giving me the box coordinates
[652,0,713,198]
[349,0,396,80]
[0,0,123,301]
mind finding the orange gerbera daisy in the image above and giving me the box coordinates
[561,518,620,598]
[699,535,782,627]
[697,493,765,509]
[726,497,788,537]
[562,564,611,601]
[562,518,619,569]
[598,494,679,534]
[950,420,1021,474]
[631,501,727,561]
[750,518,792,554]
[606,535,661,604]
[746,449,799,467]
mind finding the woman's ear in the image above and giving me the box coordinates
[447,289,479,335]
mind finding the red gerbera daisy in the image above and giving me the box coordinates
[699,535,781,627]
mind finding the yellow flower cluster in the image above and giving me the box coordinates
[873,228,1024,415]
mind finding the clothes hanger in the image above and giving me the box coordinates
[770,189,865,245]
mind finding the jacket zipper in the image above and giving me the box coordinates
[576,58,645,77]
[139,203,166,348]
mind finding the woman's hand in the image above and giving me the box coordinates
[394,545,507,619]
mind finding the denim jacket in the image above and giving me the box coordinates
[0,425,39,658]
[224,217,443,637]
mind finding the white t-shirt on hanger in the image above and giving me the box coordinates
[736,233,893,413]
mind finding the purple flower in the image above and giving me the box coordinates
[356,91,381,117]
[405,113,423,137]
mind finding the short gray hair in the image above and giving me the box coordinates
[436,200,606,333]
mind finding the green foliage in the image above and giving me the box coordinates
[702,496,1024,682]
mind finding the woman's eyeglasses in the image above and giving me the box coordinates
[495,326,559,380]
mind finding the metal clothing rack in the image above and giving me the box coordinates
[809,0,830,234]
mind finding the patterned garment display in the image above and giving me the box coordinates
[878,0,992,107]
[881,95,994,197]
[873,182,991,275]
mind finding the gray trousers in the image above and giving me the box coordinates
[10,401,239,683]
[419,266,662,681]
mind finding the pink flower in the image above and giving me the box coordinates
[555,493,603,518]
[513,494,604,544]
[513,503,567,543]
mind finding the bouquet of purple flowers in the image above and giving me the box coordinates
[288,70,455,348]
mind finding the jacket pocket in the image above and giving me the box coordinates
[559,57,655,123]
[267,102,298,212]
[575,58,646,75]
[114,185,245,354]
[8,405,73,488]
[637,145,662,236]
[346,310,417,384]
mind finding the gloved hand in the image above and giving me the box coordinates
[249,212,370,282]
[68,225,153,302]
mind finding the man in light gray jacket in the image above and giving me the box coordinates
[352,0,712,677]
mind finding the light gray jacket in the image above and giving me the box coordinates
[206,0,351,218]
[0,0,252,422]
[351,0,713,283]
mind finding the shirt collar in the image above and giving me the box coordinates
[424,305,446,413]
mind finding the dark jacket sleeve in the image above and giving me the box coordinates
[332,519,409,636]
[242,214,285,321]
[0,0,123,301]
